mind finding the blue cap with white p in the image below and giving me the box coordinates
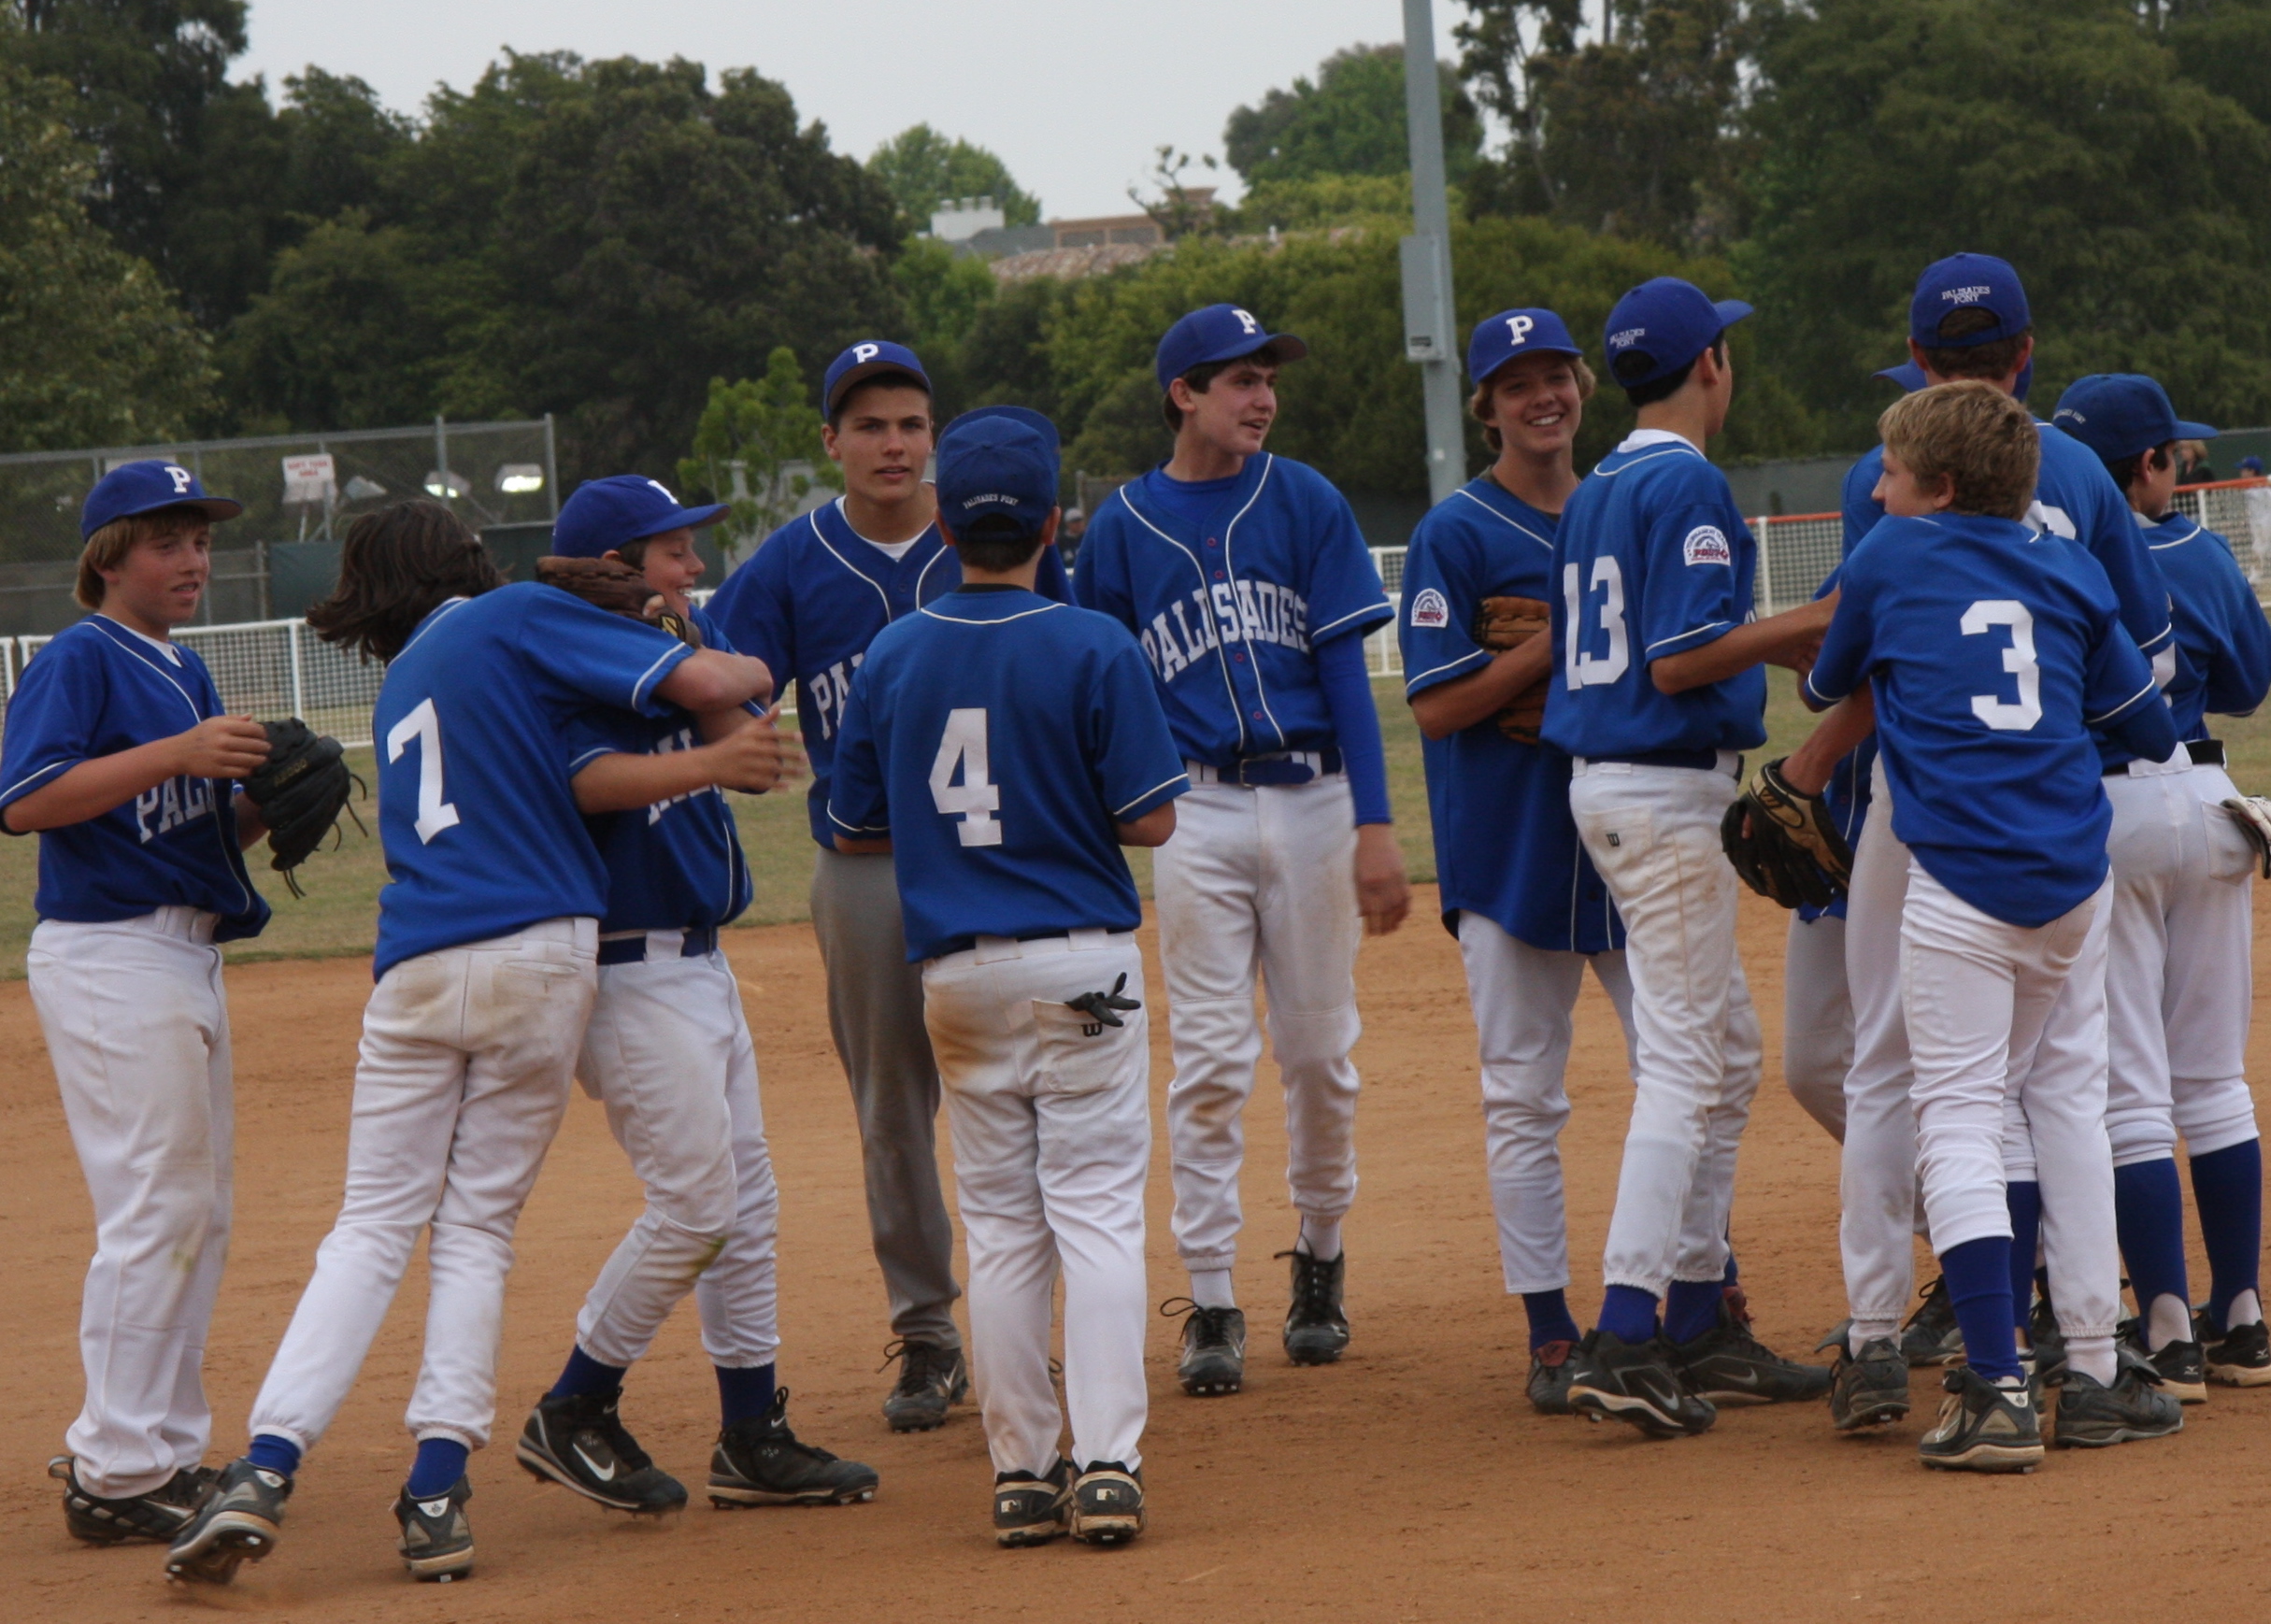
[2051,375,2217,463]
[80,460,243,539]
[936,406,1060,541]
[1467,308,1582,385]
[1909,253,2029,349]
[1154,305,1309,392]
[1601,278,1752,389]
[822,340,932,416]
[552,476,729,559]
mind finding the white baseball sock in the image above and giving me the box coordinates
[2066,1334,2117,1388]
[1298,1216,1343,1261]
[2147,1293,2192,1351]
[1189,1269,1236,1309]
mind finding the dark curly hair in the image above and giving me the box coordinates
[306,500,504,662]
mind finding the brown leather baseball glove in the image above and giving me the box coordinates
[1472,593,1552,744]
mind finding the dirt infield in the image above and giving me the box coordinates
[7,887,2269,1621]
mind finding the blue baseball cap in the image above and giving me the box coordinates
[1601,278,1751,388]
[823,340,932,416]
[2241,457,2265,476]
[1873,360,1927,392]
[1155,304,1308,392]
[81,459,242,539]
[935,406,1060,541]
[1910,253,2029,348]
[1466,308,1583,385]
[2051,374,2217,463]
[552,476,728,559]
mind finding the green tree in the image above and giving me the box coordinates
[0,53,214,450]
[1223,43,1483,189]
[866,123,1041,228]
[1229,172,1415,233]
[676,349,841,556]
[1740,0,2271,446]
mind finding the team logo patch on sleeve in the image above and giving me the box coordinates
[1683,525,1733,566]
[1408,588,1450,629]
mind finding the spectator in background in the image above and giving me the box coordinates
[1060,506,1088,567]
[2179,440,2219,483]
[2239,459,2271,586]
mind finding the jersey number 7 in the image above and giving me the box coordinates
[386,697,462,843]
[931,707,1003,847]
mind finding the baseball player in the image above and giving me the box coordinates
[828,406,1187,1547]
[707,341,1071,1432]
[510,477,876,1521]
[2051,374,2271,1392]
[1073,303,1410,1397]
[1541,278,1835,1436]
[1805,379,2180,1468]
[1778,256,2181,1433]
[3,463,274,1546]
[165,499,778,1586]
[1398,308,1637,1413]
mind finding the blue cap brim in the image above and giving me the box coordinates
[633,502,729,536]
[1874,361,1928,392]
[826,359,934,413]
[1475,345,1583,384]
[1192,333,1308,373]
[2174,420,2219,441]
[1712,300,1753,329]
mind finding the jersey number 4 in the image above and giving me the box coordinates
[386,697,462,843]
[1562,556,1631,689]
[1962,600,2043,732]
[930,707,1002,848]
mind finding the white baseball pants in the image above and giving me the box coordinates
[921,932,1150,1476]
[2102,760,2259,1165]
[572,947,779,1372]
[248,918,597,1455]
[1839,764,1922,1328]
[1783,912,1853,1140]
[1566,760,1764,1296]
[1902,863,2099,1258]
[30,908,233,1500]
[1155,776,1362,1273]
[1455,913,1636,1293]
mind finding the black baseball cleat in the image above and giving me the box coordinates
[1668,1303,1834,1404]
[2120,1318,2207,1403]
[2196,1309,2271,1387]
[1527,1339,1578,1416]
[516,1390,688,1515]
[1901,1276,1964,1367]
[993,1459,1074,1547]
[1163,1298,1247,1395]
[393,1475,474,1582]
[1917,1367,2043,1473]
[1827,1335,1911,1432]
[1068,1461,1145,1547]
[2052,1350,2184,1447]
[1566,1329,1717,1437]
[2026,1289,2068,1386]
[50,1457,215,1546]
[708,1389,878,1507]
[880,1339,969,1432]
[1278,1248,1350,1365]
[164,1458,293,1585]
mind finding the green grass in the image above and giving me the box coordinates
[0,679,2252,976]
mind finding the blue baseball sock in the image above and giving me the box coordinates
[1721,1246,1739,1289]
[716,1361,778,1428]
[406,1438,468,1499]
[1521,1290,1580,1349]
[2006,1181,2042,1330]
[1597,1285,1659,1345]
[2112,1157,2191,1326]
[1663,1279,1724,1345]
[246,1433,300,1477]
[2190,1139,2264,1330]
[550,1346,627,1400]
[1939,1235,2021,1382]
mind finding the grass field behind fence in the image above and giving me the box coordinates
[1,678,2265,978]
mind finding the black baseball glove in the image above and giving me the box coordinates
[244,719,363,895]
[1721,758,1850,910]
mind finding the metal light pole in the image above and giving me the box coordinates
[1400,0,1465,506]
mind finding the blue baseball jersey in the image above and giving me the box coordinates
[1399,478,1621,953]
[2137,513,2271,743]
[1072,453,1393,766]
[827,586,1188,962]
[564,606,753,934]
[705,498,1069,849]
[370,583,695,976]
[1541,431,1765,758]
[1806,513,2175,927]
[0,617,269,939]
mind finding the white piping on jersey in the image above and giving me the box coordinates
[396,595,470,660]
[1310,600,1387,640]
[628,642,693,709]
[1114,480,1250,754]
[567,745,613,773]
[1450,486,1555,552]
[2086,677,2161,728]
[826,804,889,834]
[1217,457,1289,744]
[1590,445,1703,479]
[1645,619,1732,656]
[913,540,952,600]
[1406,647,1490,691]
[918,600,1064,626]
[1113,772,1191,819]
[810,513,895,620]
[2148,519,2205,549]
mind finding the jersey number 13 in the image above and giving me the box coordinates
[931,707,1003,847]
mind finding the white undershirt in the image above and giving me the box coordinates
[1616,427,1703,455]
[836,497,927,562]
[102,615,183,665]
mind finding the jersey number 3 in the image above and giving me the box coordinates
[386,697,462,843]
[1961,600,2043,732]
[930,707,1002,847]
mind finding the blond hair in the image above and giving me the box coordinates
[1877,379,2038,520]
[1470,355,1596,452]
[75,506,207,609]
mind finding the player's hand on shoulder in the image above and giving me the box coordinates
[1353,822,1410,936]
[175,715,271,779]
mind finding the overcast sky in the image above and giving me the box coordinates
[234,1,1471,220]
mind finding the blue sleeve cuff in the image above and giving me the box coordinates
[1316,629,1392,825]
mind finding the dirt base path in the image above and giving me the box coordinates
[7,888,2269,1621]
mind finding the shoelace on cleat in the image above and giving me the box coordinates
[573,1396,655,1474]
[1159,1297,1240,1351]
[1274,1251,1341,1320]
[879,1339,958,1398]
